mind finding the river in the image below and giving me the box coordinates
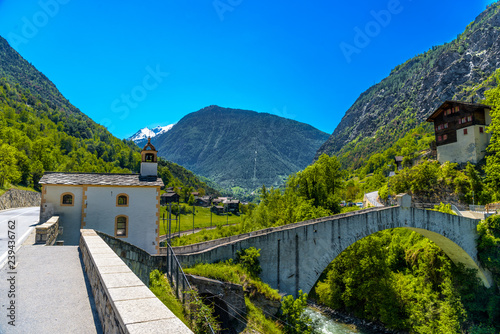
[305,307,373,334]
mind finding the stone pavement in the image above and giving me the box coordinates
[0,233,102,334]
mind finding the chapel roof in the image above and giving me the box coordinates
[40,172,164,187]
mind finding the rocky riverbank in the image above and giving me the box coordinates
[308,302,408,334]
[0,188,41,210]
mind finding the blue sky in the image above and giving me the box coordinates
[0,0,497,139]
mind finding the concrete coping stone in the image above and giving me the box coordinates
[81,229,193,334]
[35,216,59,230]
[126,318,192,333]
[100,272,145,289]
[114,298,178,324]
[108,286,157,302]
[97,264,132,275]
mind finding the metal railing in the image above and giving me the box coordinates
[469,205,487,213]
[164,243,216,334]
[450,204,464,217]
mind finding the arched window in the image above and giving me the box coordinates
[60,193,74,206]
[116,194,129,207]
[115,216,128,237]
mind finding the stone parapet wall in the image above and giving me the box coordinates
[169,206,386,256]
[35,216,59,245]
[96,231,168,285]
[0,188,41,210]
[80,229,192,334]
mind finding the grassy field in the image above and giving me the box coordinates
[158,204,244,235]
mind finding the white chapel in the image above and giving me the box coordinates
[39,138,163,254]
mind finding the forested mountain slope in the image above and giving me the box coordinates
[0,36,217,194]
[152,105,330,191]
[317,2,500,169]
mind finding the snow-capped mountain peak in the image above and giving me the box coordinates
[128,124,175,144]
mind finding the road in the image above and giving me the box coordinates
[0,207,40,268]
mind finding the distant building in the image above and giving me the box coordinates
[211,206,224,215]
[212,198,224,206]
[161,192,180,205]
[195,195,212,207]
[394,156,404,170]
[224,199,240,213]
[427,101,492,164]
[39,138,163,254]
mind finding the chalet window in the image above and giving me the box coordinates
[456,106,460,112]
[438,135,442,142]
[464,129,468,135]
[60,193,74,206]
[480,127,484,133]
[116,194,129,206]
[444,123,448,129]
[451,108,454,114]
[443,134,448,140]
[115,216,128,237]
[459,118,462,125]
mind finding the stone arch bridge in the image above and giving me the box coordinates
[172,206,493,297]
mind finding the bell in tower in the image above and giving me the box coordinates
[140,137,158,180]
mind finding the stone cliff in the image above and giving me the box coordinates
[0,188,40,210]
[317,3,500,169]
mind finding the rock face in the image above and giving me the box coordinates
[317,3,500,168]
[0,188,40,210]
[185,274,247,322]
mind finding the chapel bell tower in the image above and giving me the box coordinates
[140,137,158,180]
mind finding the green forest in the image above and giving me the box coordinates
[0,77,216,194]
[170,83,500,332]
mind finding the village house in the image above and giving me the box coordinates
[212,198,224,206]
[161,191,180,205]
[211,205,225,215]
[39,138,163,254]
[195,195,212,207]
[394,156,404,170]
[427,101,492,164]
[224,199,240,213]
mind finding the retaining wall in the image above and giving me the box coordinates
[0,188,40,210]
[80,229,192,333]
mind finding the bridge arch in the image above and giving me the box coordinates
[175,207,493,297]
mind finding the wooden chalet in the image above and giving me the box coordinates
[161,191,180,205]
[211,206,225,215]
[426,101,492,164]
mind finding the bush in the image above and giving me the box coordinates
[235,247,262,277]
[280,290,314,334]
[431,202,457,215]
